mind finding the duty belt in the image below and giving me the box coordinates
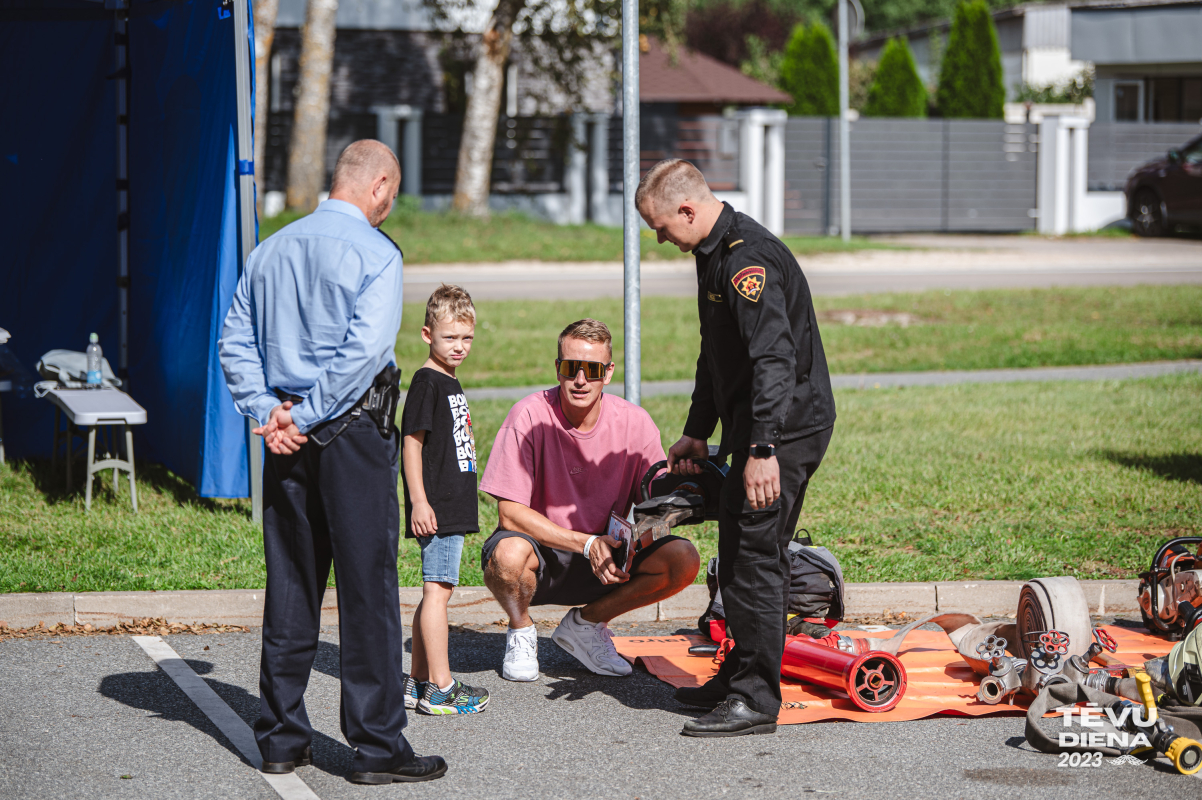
[274,365,401,448]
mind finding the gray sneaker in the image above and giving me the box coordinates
[550,608,632,677]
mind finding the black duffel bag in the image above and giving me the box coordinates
[698,531,846,640]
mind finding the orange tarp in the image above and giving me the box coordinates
[613,627,1176,724]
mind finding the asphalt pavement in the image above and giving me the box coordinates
[453,360,1202,403]
[402,234,1202,300]
[3,618,1199,800]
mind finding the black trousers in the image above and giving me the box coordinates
[255,415,412,773]
[715,425,833,716]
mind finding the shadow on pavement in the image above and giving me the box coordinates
[98,658,356,778]
[440,627,698,718]
[311,627,699,717]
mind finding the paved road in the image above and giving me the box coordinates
[420,360,1202,404]
[3,618,1197,799]
[403,235,1202,300]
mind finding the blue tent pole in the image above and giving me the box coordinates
[115,3,130,381]
[232,0,263,520]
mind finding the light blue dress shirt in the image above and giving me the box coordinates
[219,199,404,433]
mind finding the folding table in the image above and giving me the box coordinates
[46,387,147,511]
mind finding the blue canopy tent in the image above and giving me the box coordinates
[0,0,261,504]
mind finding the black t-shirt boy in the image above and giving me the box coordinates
[401,367,480,538]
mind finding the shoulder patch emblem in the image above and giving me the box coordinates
[731,266,766,303]
[707,291,724,302]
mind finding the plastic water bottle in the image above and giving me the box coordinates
[86,333,103,388]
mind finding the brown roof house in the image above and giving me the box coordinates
[260,2,791,229]
[639,36,792,233]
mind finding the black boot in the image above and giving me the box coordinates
[682,698,777,737]
[349,754,448,784]
[674,678,729,708]
[262,746,312,774]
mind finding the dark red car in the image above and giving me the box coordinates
[1125,133,1202,236]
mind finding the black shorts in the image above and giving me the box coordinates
[480,528,685,607]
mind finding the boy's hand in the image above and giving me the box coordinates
[411,501,438,537]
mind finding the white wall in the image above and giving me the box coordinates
[1024,47,1089,89]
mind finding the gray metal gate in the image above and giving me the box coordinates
[784,117,1038,234]
[1087,122,1202,191]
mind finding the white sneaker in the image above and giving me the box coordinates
[550,608,633,677]
[502,624,540,682]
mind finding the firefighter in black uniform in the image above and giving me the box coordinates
[637,159,836,737]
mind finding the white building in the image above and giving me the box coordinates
[1071,0,1202,123]
[852,3,1090,99]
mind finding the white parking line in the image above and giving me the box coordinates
[132,636,321,800]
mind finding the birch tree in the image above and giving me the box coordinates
[451,0,524,216]
[253,0,280,217]
[285,0,339,212]
[429,0,620,217]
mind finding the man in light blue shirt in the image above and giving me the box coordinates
[219,140,447,785]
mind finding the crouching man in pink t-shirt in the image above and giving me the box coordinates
[478,319,701,681]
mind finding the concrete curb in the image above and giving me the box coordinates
[0,579,1141,630]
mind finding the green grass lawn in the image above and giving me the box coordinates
[3,375,1198,593]
[395,285,1202,388]
[258,206,887,264]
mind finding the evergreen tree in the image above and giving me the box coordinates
[862,37,927,117]
[778,23,839,116]
[936,0,1005,118]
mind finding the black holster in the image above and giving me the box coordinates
[307,366,401,448]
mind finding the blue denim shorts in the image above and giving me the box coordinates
[418,533,465,586]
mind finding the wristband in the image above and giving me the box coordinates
[583,535,600,559]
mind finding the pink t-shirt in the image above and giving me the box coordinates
[480,389,666,534]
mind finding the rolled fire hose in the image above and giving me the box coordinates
[781,635,908,712]
[1016,577,1093,660]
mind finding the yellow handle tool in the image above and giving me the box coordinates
[1135,672,1202,774]
[1135,673,1158,724]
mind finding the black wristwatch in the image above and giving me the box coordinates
[750,444,775,459]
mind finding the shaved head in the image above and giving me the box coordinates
[331,139,400,195]
[329,139,401,227]
[635,159,716,216]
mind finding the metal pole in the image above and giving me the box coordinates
[233,0,263,522]
[838,0,851,243]
[621,0,641,405]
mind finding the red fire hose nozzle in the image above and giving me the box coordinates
[781,635,909,712]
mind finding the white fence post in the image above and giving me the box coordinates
[738,108,785,232]
[763,110,787,236]
[739,110,765,223]
[1037,114,1097,234]
[588,113,611,225]
[566,113,588,225]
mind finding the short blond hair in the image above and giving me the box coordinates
[557,318,612,359]
[635,158,715,214]
[424,284,476,329]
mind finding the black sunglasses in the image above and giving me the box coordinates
[556,359,612,381]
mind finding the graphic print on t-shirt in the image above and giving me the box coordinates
[449,393,477,473]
